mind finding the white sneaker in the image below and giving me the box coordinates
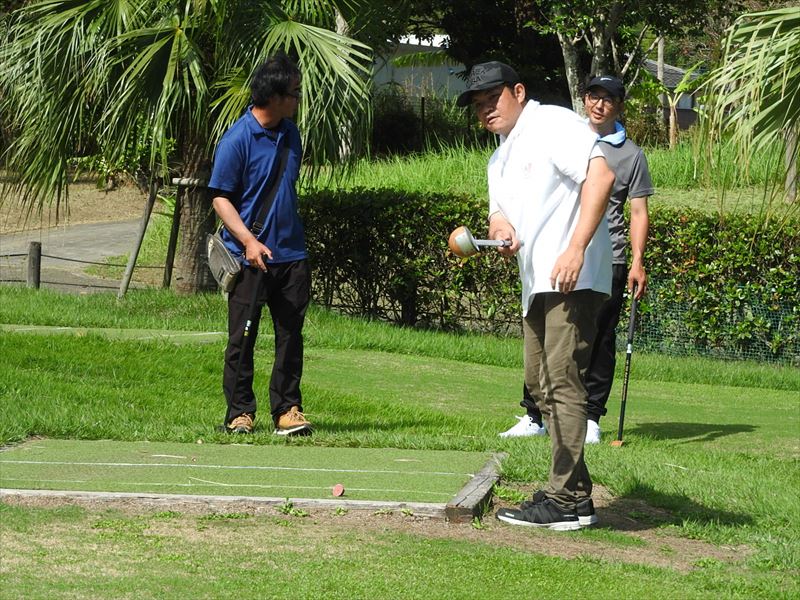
[585,419,601,444]
[499,415,546,438]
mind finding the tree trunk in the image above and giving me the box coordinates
[669,104,678,149]
[589,3,621,77]
[589,26,612,76]
[558,32,584,114]
[786,126,798,202]
[173,142,216,294]
[657,36,668,130]
[336,9,352,161]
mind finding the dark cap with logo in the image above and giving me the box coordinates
[457,61,521,107]
[586,75,625,100]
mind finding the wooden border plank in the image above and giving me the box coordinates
[445,452,506,523]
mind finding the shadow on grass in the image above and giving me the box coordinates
[626,422,756,443]
[599,480,755,532]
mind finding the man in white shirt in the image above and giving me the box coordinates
[501,75,654,445]
[457,61,614,530]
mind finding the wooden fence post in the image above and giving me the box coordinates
[118,180,159,298]
[420,96,426,147]
[162,185,183,289]
[26,241,41,289]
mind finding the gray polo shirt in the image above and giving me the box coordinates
[599,137,654,264]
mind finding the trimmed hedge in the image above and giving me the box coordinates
[643,210,799,363]
[299,189,799,364]
[300,188,520,333]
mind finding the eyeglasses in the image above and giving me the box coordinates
[286,88,302,99]
[586,92,616,107]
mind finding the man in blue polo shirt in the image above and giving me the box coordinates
[209,53,312,436]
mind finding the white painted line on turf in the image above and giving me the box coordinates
[2,477,453,498]
[10,326,72,332]
[127,332,226,339]
[4,478,89,484]
[0,459,473,478]
[2,324,226,339]
[664,463,689,470]
[185,477,452,497]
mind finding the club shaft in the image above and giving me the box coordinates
[474,239,511,247]
[616,284,639,443]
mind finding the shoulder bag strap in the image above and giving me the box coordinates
[250,142,291,236]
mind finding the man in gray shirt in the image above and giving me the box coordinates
[500,75,654,444]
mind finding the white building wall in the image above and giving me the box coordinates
[373,37,467,98]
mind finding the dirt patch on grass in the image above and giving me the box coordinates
[0,181,146,235]
[2,485,749,574]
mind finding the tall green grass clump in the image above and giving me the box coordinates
[645,135,785,190]
[306,144,493,197]
[308,138,786,205]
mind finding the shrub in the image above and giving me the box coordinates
[300,188,521,333]
[371,84,421,156]
[643,210,799,363]
[370,84,491,156]
[300,189,800,364]
[624,72,668,148]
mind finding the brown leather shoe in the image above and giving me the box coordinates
[226,413,254,434]
[275,406,312,436]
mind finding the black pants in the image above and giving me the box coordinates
[223,260,310,425]
[522,264,627,425]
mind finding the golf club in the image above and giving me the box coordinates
[448,225,514,257]
[222,259,266,430]
[611,282,639,447]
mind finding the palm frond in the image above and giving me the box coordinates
[705,7,800,154]
[267,19,373,172]
[1,0,374,209]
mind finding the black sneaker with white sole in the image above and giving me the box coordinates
[576,498,598,526]
[521,490,598,527]
[496,498,581,531]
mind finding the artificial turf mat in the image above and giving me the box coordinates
[0,439,492,504]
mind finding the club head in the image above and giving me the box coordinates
[448,226,479,257]
[610,440,624,447]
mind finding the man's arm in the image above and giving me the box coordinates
[549,156,614,292]
[212,195,272,270]
[628,196,649,299]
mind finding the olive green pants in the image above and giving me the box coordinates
[523,290,607,508]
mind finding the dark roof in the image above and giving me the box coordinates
[641,58,701,89]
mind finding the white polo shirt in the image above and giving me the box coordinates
[488,101,612,316]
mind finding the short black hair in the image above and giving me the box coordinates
[250,53,301,107]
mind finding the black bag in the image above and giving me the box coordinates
[206,144,290,291]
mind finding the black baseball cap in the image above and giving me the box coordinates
[457,61,521,107]
[586,75,625,100]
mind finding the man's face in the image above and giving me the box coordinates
[471,84,525,137]
[584,87,622,129]
[274,76,302,119]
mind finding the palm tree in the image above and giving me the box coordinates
[704,7,800,201]
[0,0,373,292]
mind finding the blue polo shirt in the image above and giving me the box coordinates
[208,108,307,265]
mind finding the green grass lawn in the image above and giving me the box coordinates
[1,286,798,598]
